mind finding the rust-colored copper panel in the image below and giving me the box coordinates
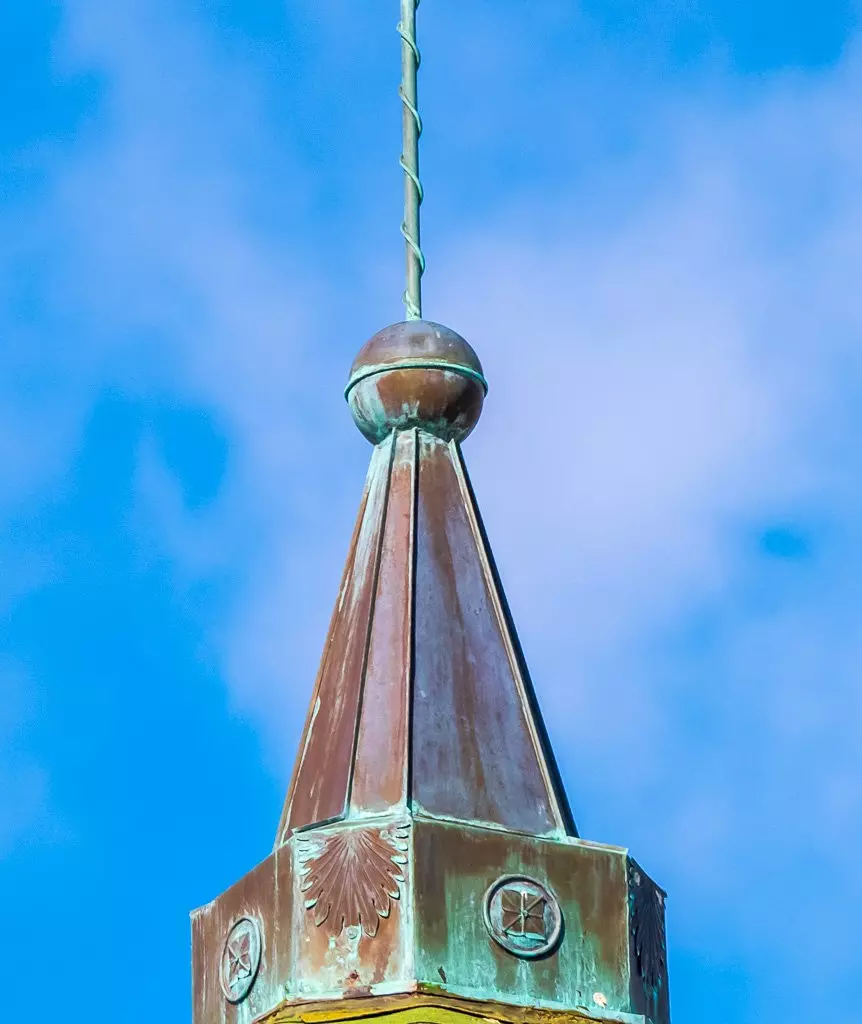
[191,854,284,1024]
[286,438,393,833]
[350,430,416,814]
[290,821,412,1001]
[274,845,295,1001]
[411,435,558,835]
[454,446,578,839]
[275,469,373,846]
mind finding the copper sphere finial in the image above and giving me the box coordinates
[346,321,487,444]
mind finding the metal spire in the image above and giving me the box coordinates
[190,14,672,1024]
[399,0,425,320]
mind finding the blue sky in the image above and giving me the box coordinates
[2,1,862,1021]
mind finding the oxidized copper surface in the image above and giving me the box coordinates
[349,431,415,814]
[192,848,292,1024]
[284,441,391,834]
[220,917,262,1004]
[275,475,371,846]
[347,321,486,444]
[483,875,562,959]
[412,435,564,836]
[297,823,410,937]
[412,818,631,1013]
[290,821,412,1002]
[349,321,485,378]
[277,408,571,840]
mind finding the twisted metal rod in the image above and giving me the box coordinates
[398,0,425,320]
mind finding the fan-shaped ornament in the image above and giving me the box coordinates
[629,860,667,992]
[297,823,410,937]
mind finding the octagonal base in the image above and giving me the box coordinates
[192,817,668,1024]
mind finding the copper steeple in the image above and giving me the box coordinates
[191,321,670,1024]
[277,322,575,844]
[191,5,670,1023]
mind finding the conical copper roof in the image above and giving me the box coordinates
[276,321,575,843]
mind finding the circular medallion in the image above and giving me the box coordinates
[219,916,262,1004]
[483,875,563,959]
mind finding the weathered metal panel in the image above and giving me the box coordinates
[412,819,631,1015]
[412,435,560,835]
[275,469,372,846]
[191,849,292,1024]
[350,430,416,815]
[285,438,394,834]
[454,445,578,839]
[290,819,413,1001]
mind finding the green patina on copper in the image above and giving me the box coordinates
[399,0,424,320]
[345,322,489,445]
[411,820,631,1014]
